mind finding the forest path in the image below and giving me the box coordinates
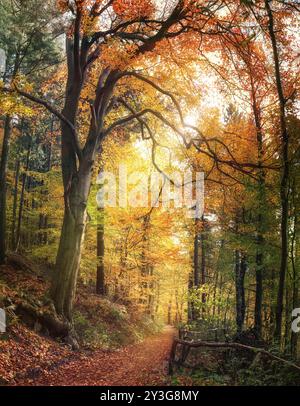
[18,326,175,386]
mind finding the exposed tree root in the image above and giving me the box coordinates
[14,301,79,350]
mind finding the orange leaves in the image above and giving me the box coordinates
[113,0,155,19]
[56,0,69,13]
[101,39,137,69]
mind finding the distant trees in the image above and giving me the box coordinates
[0,0,60,262]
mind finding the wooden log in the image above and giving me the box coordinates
[172,338,300,372]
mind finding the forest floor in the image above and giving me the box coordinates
[14,326,175,386]
[1,258,178,386]
[2,258,299,386]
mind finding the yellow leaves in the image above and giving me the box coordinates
[0,91,33,118]
[14,74,34,94]
[0,74,37,116]
[82,13,98,36]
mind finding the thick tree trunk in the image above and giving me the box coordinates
[49,37,85,321]
[50,162,92,321]
[0,116,12,263]
[96,207,105,295]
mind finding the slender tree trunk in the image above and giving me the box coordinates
[255,233,264,337]
[284,278,290,351]
[15,137,32,251]
[213,239,224,318]
[190,218,201,321]
[0,54,20,262]
[212,263,219,318]
[0,116,12,263]
[147,266,155,318]
[235,251,247,334]
[188,270,194,322]
[265,0,290,343]
[251,92,266,338]
[11,157,20,250]
[194,218,200,288]
[223,288,231,330]
[168,299,172,325]
[96,207,105,295]
[200,215,206,306]
[291,206,299,357]
[245,288,251,327]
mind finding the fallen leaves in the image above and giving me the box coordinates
[13,327,175,386]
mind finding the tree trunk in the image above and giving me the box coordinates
[265,0,290,343]
[193,218,200,288]
[50,162,92,321]
[96,207,105,295]
[188,270,194,322]
[235,251,247,334]
[255,233,263,337]
[212,239,223,318]
[291,280,299,358]
[200,215,206,305]
[190,218,200,321]
[168,299,172,325]
[0,116,12,263]
[11,157,20,250]
[284,278,290,351]
[251,85,266,339]
[15,137,32,251]
[291,209,299,357]
[49,37,85,321]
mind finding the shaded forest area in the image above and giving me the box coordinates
[0,0,300,386]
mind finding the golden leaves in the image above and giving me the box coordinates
[0,78,34,117]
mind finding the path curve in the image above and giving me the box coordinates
[17,326,175,386]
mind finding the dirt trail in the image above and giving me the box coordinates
[17,326,175,386]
